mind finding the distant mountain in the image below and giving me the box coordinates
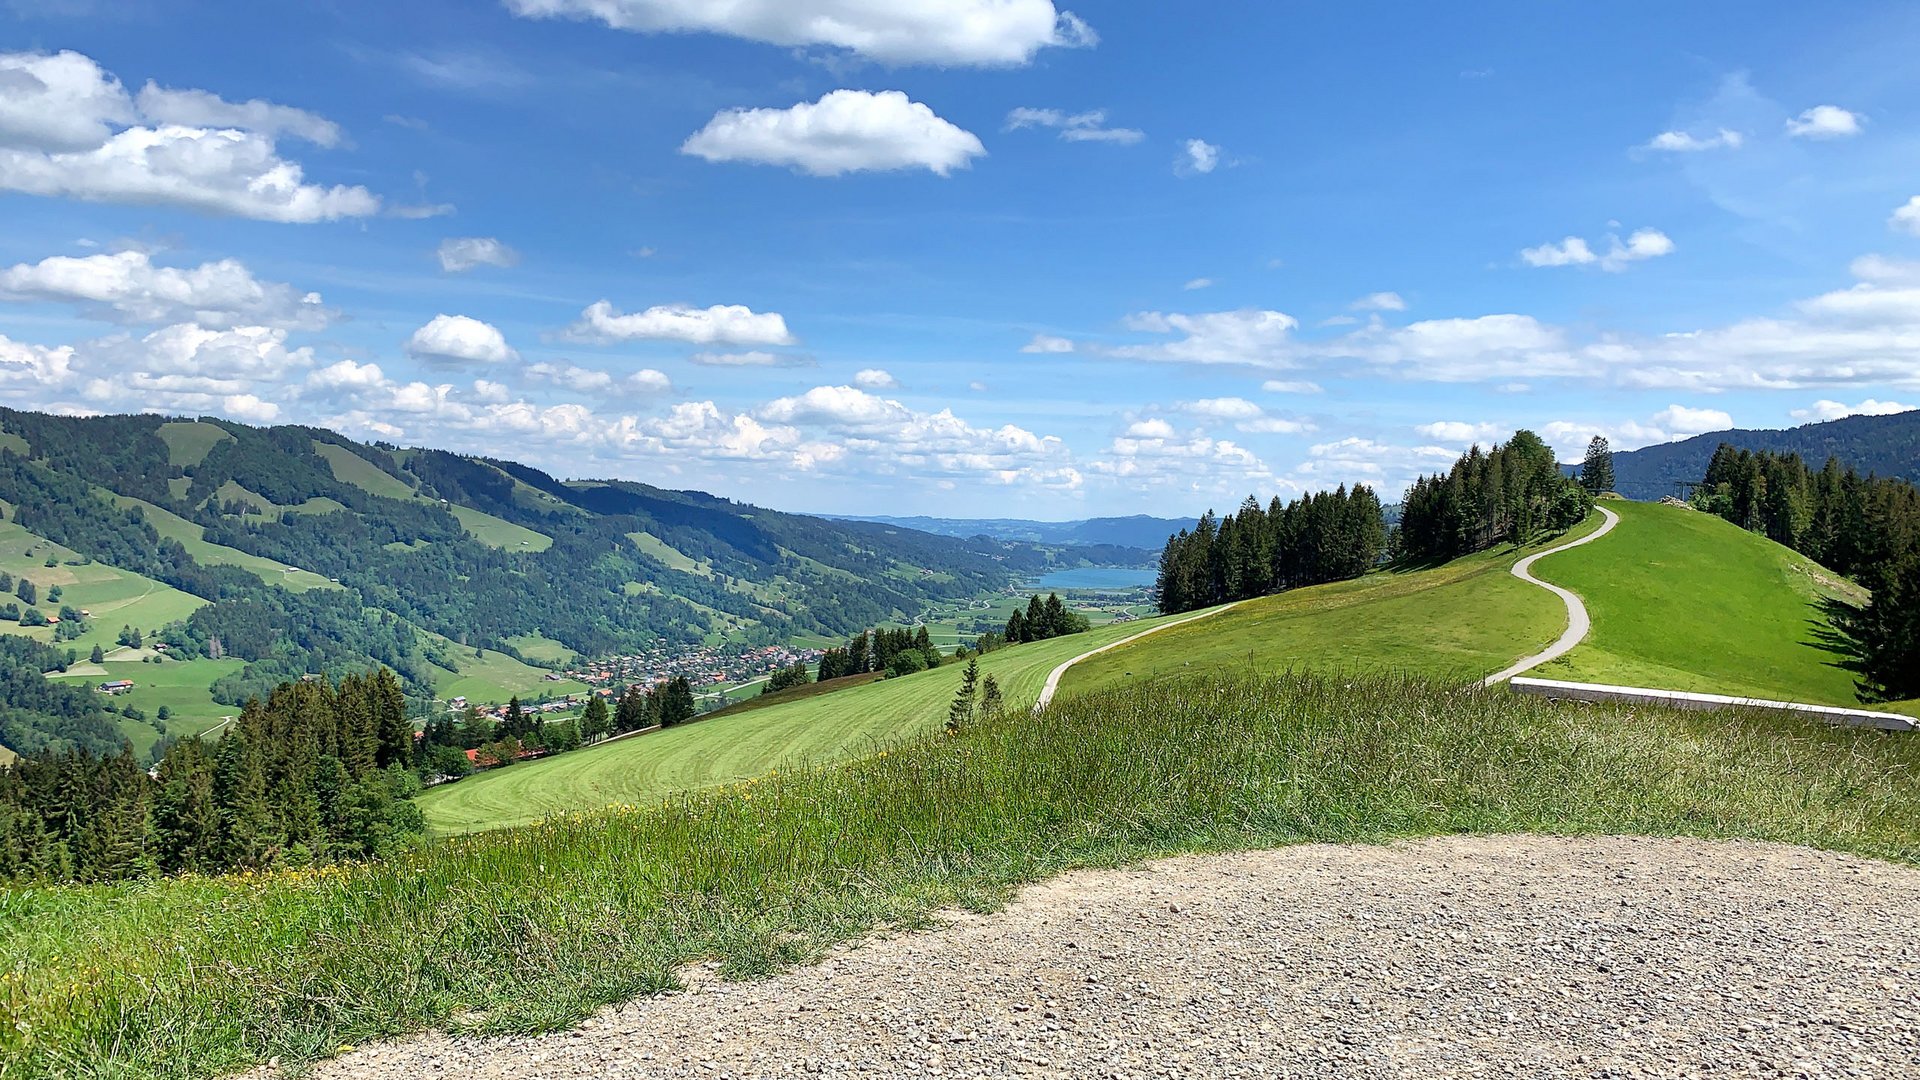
[1602,411,1920,500]
[822,514,1185,555]
[0,407,1120,750]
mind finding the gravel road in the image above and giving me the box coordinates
[1484,504,1621,687]
[279,836,1920,1079]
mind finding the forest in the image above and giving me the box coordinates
[1397,430,1594,562]
[1154,484,1389,615]
[0,669,419,883]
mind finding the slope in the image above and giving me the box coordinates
[1602,410,1920,499]
[1527,499,1881,707]
[416,607,1216,832]
[1055,512,1611,700]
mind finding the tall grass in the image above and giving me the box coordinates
[5,671,1917,1079]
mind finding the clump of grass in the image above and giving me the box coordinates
[5,671,1917,1079]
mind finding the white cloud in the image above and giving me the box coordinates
[389,202,455,220]
[1182,277,1214,291]
[526,360,670,394]
[0,332,75,389]
[1124,417,1175,439]
[1850,254,1920,285]
[405,314,517,365]
[1293,436,1458,492]
[134,83,342,146]
[1522,228,1673,272]
[852,367,899,389]
[1415,421,1501,444]
[1893,196,1920,237]
[0,50,377,222]
[1643,128,1744,152]
[1089,427,1277,494]
[689,350,809,367]
[1350,291,1406,312]
[1021,333,1074,354]
[564,300,795,346]
[1335,314,1572,382]
[1651,404,1732,435]
[1003,107,1142,145]
[219,393,280,424]
[0,249,329,329]
[504,0,1094,66]
[1790,398,1914,422]
[1260,379,1323,394]
[1785,105,1863,140]
[682,90,984,177]
[1176,396,1262,420]
[61,323,316,418]
[0,49,134,151]
[437,237,520,273]
[1107,309,1299,369]
[1176,138,1220,175]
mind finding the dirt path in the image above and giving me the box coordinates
[1483,505,1620,687]
[281,835,1920,1080]
[1034,599,1249,709]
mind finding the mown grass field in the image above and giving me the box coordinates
[155,421,231,467]
[427,637,585,704]
[8,671,1917,1080]
[1057,513,1608,698]
[415,608,1210,832]
[108,495,339,593]
[48,657,245,758]
[1529,500,1892,709]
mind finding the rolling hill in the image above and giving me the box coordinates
[0,407,1112,757]
[1601,410,1920,499]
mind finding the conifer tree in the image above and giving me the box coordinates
[580,694,611,743]
[1579,435,1615,494]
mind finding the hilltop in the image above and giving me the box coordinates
[1601,409,1920,499]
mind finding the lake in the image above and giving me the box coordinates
[1031,566,1158,591]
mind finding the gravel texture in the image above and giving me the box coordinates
[279,836,1920,1079]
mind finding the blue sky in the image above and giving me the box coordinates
[2,1,1918,519]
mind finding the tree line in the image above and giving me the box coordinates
[1155,485,1388,615]
[0,669,421,883]
[1398,431,1594,562]
[817,625,942,680]
[998,593,1090,644]
[1694,445,1920,699]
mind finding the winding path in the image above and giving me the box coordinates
[1482,505,1620,687]
[1034,599,1249,709]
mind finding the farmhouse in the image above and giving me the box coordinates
[97,679,134,695]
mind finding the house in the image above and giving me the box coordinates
[98,680,135,695]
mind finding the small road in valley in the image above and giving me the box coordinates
[1034,600,1249,709]
[1483,505,1620,687]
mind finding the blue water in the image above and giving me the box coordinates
[1031,566,1157,591]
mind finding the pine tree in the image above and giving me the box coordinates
[580,694,611,743]
[1579,435,1615,494]
[946,658,980,734]
[980,674,1003,719]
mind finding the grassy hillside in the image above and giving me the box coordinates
[10,671,1917,1079]
[1530,500,1885,708]
[155,420,231,467]
[107,494,339,592]
[0,514,208,653]
[425,635,585,703]
[1057,513,1608,699]
[416,608,1211,832]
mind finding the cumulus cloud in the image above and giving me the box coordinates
[1089,426,1277,494]
[1652,404,1732,435]
[1785,105,1863,140]
[134,82,342,146]
[852,367,899,389]
[0,50,377,222]
[503,0,1094,66]
[1107,309,1299,369]
[682,90,984,177]
[0,249,329,329]
[1350,291,1406,311]
[525,360,670,394]
[1850,254,1920,285]
[1643,128,1744,152]
[1020,333,1074,354]
[1003,107,1142,145]
[437,237,520,273]
[1331,314,1571,382]
[1893,196,1920,237]
[1164,397,1312,436]
[1790,398,1914,422]
[1176,138,1220,175]
[564,300,795,346]
[1182,277,1214,291]
[1522,228,1673,272]
[0,332,75,390]
[405,314,517,365]
[1415,420,1501,444]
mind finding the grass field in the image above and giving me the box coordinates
[48,656,245,759]
[312,441,415,500]
[627,531,707,575]
[416,607,1215,832]
[109,494,339,593]
[9,670,1917,1080]
[504,633,576,665]
[1530,500,1881,708]
[155,421,230,467]
[1057,513,1608,699]
[427,636,586,704]
[0,516,208,654]
[449,505,553,552]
